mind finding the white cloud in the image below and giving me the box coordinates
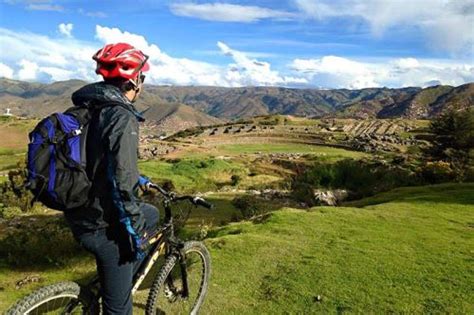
[196,49,278,59]
[78,8,108,18]
[217,41,307,86]
[0,27,97,82]
[395,58,420,69]
[291,56,474,88]
[0,25,471,88]
[95,25,225,86]
[294,0,474,55]
[40,66,75,81]
[58,23,73,38]
[0,62,14,78]
[291,56,378,89]
[27,3,64,11]
[94,25,305,86]
[170,2,296,22]
[17,59,39,81]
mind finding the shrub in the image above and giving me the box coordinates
[0,205,22,219]
[420,161,455,184]
[159,179,176,191]
[232,195,266,219]
[167,126,205,140]
[464,166,474,182]
[198,160,209,168]
[292,159,420,200]
[0,217,84,266]
[231,175,241,186]
[197,221,213,240]
[290,182,317,206]
[0,166,34,212]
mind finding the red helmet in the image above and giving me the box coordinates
[93,43,150,82]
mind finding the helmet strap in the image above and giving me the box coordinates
[127,72,143,103]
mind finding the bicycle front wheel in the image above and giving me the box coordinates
[146,241,211,315]
[6,281,96,315]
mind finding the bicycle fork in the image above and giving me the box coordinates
[164,244,190,300]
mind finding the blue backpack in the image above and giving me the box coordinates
[26,107,94,211]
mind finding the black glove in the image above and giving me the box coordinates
[130,212,146,237]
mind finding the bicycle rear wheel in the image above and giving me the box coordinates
[145,241,211,315]
[6,281,95,315]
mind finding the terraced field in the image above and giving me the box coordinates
[2,115,471,313]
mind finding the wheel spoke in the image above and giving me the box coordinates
[146,242,211,314]
[7,282,87,315]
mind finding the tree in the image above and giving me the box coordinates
[426,109,474,180]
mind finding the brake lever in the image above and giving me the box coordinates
[168,191,177,200]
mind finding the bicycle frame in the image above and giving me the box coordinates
[131,230,166,294]
[84,185,207,302]
[131,193,189,295]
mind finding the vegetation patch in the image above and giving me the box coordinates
[292,158,422,202]
[217,143,366,159]
[0,216,85,267]
[139,158,248,193]
[231,195,268,219]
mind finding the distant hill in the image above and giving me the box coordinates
[0,79,472,122]
[144,83,474,119]
[0,78,222,132]
[140,101,222,134]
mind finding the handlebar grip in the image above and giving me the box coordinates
[193,197,214,209]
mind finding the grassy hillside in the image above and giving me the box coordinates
[1,183,472,313]
[202,183,473,314]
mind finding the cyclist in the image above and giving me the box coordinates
[64,43,158,314]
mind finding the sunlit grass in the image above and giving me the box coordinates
[217,143,366,159]
[1,183,472,313]
[202,183,474,314]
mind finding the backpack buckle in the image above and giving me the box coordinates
[71,129,82,136]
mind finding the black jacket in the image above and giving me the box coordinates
[64,82,145,236]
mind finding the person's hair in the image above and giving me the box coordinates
[104,78,136,93]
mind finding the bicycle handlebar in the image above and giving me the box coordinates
[192,196,213,209]
[148,183,169,196]
[148,183,214,210]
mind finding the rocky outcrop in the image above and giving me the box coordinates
[347,133,417,153]
[314,189,349,206]
[139,145,177,159]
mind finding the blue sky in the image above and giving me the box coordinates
[0,0,473,88]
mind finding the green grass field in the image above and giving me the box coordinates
[0,149,24,172]
[1,183,472,313]
[138,157,289,193]
[0,118,30,172]
[0,116,471,313]
[201,183,474,314]
[138,158,249,193]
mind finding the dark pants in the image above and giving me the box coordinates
[77,203,159,315]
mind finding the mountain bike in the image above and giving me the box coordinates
[6,183,213,315]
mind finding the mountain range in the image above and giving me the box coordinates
[147,83,473,119]
[0,79,472,126]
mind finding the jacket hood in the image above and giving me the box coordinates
[71,82,145,121]
[72,82,130,108]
